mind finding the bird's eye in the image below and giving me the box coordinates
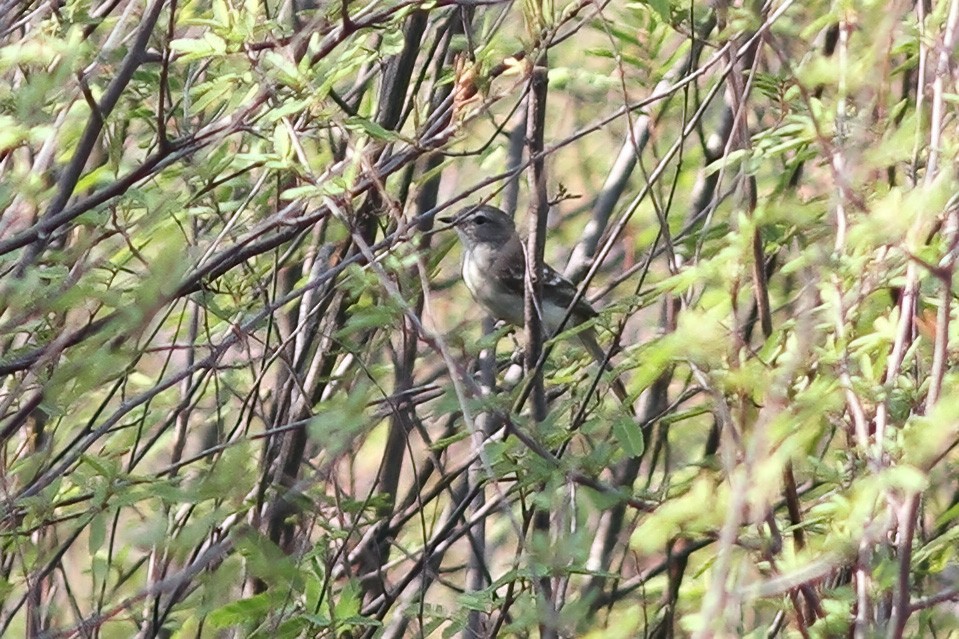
[473,215,487,225]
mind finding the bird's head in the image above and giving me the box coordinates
[439,204,515,247]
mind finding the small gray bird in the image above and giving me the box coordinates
[441,204,628,403]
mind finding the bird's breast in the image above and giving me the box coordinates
[462,248,525,325]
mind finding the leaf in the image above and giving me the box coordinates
[703,148,750,176]
[308,386,373,457]
[612,415,644,458]
[646,0,670,22]
[299,613,332,628]
[212,0,232,27]
[280,184,322,200]
[335,304,398,335]
[88,512,106,555]
[343,116,402,142]
[235,534,302,590]
[169,33,227,61]
[430,430,470,451]
[190,74,238,114]
[333,580,361,621]
[263,51,305,88]
[208,592,278,628]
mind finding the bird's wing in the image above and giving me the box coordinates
[542,263,598,320]
[493,236,597,321]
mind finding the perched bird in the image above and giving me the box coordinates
[440,204,628,403]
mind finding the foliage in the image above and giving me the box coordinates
[1,0,959,636]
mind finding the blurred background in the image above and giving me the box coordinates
[1,0,959,636]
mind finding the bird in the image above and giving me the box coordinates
[440,204,628,403]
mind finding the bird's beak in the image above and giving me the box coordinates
[438,216,456,225]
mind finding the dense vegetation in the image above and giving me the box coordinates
[2,0,959,636]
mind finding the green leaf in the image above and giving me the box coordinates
[430,430,470,451]
[88,512,107,555]
[169,34,227,61]
[704,148,750,176]
[612,415,644,458]
[235,534,303,590]
[208,592,278,628]
[646,0,670,22]
[299,613,332,628]
[343,116,402,142]
[333,580,361,621]
[308,386,373,457]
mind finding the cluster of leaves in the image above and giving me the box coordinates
[1,0,958,637]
